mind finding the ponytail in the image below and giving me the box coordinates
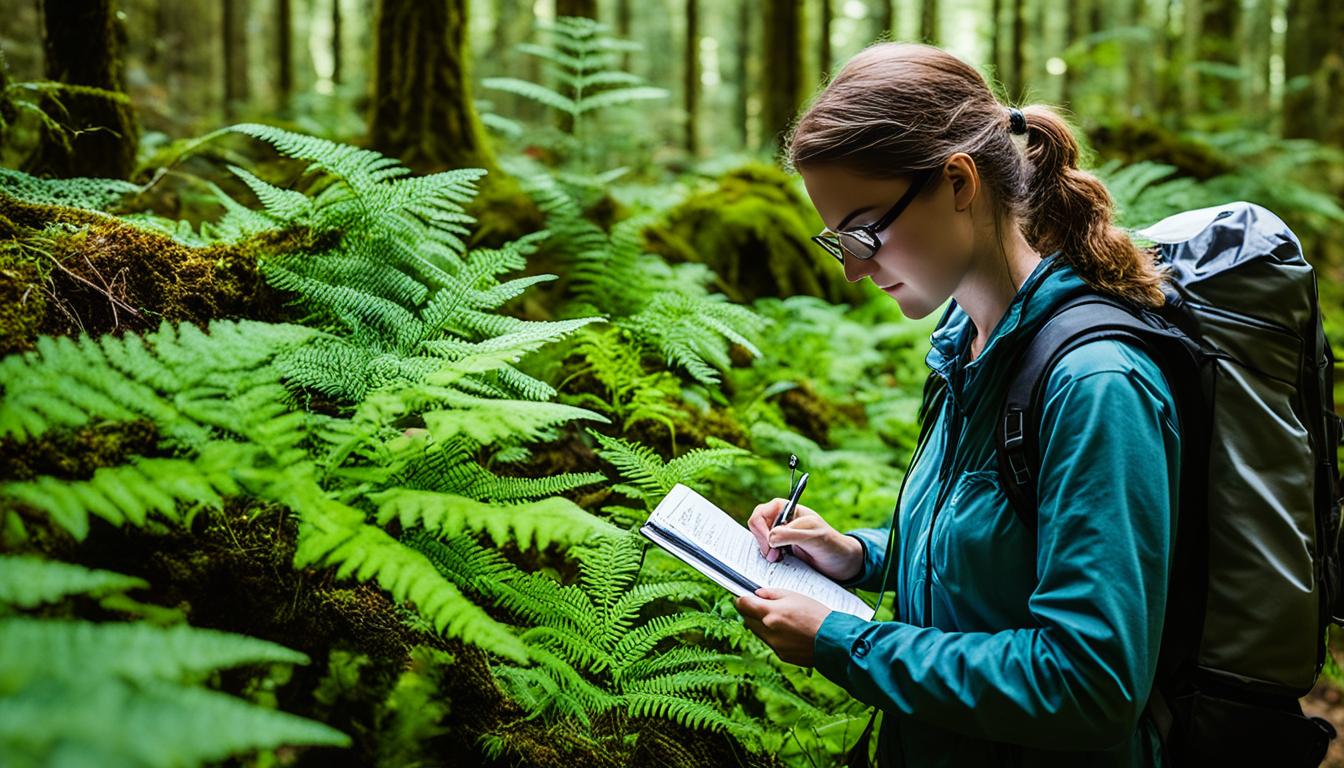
[1018,105,1172,309]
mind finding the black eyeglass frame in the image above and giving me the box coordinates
[810,167,938,263]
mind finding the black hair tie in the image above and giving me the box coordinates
[1008,107,1027,135]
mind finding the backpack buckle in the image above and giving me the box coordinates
[1004,409,1025,450]
[1008,450,1032,486]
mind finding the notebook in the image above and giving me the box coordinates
[640,483,876,621]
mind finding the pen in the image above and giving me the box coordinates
[770,471,808,559]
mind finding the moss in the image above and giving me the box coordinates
[1086,117,1236,180]
[0,192,292,355]
[646,162,870,305]
[773,379,866,449]
[0,418,163,483]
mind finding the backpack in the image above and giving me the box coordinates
[914,201,1343,766]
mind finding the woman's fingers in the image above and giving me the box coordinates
[748,498,787,556]
[767,517,827,547]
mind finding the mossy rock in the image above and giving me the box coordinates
[645,162,870,305]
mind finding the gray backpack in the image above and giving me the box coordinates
[932,201,1344,765]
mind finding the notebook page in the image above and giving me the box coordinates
[646,483,875,620]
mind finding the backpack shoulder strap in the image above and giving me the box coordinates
[994,293,1160,532]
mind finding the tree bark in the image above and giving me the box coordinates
[555,0,596,19]
[919,0,938,44]
[222,0,250,118]
[26,0,140,179]
[276,0,293,113]
[369,0,498,173]
[819,0,832,77]
[332,0,343,85]
[761,0,806,155]
[1008,0,1025,102]
[684,0,700,157]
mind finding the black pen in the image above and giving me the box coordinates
[769,471,808,559]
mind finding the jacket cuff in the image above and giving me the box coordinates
[835,528,890,591]
[813,608,871,685]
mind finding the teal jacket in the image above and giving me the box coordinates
[813,252,1182,767]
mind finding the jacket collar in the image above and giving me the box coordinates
[925,249,1090,411]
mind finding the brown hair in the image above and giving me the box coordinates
[783,42,1171,309]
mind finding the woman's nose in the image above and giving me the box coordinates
[842,253,879,283]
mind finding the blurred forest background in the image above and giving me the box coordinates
[1,0,1343,767]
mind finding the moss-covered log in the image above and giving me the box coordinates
[0,193,292,356]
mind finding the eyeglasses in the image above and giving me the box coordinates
[810,168,937,263]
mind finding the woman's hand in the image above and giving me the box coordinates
[747,498,864,582]
[734,587,831,666]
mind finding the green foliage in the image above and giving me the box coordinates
[524,170,769,387]
[0,167,140,210]
[0,557,348,767]
[0,554,146,610]
[410,530,779,750]
[588,429,750,511]
[483,15,667,168]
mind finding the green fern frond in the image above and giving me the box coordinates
[588,429,749,508]
[0,617,310,687]
[0,556,147,609]
[291,491,531,663]
[369,490,621,550]
[0,441,260,540]
[0,320,318,445]
[0,676,350,766]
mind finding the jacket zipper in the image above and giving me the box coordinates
[922,369,966,624]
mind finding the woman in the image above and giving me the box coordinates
[733,42,1183,767]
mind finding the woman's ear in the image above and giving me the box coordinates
[944,153,980,212]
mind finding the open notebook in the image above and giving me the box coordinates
[640,483,875,621]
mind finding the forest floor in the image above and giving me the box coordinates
[1301,682,1344,765]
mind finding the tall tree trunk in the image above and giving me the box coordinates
[276,0,293,113]
[874,0,895,41]
[332,0,342,85]
[1062,0,1091,105]
[761,0,806,155]
[616,0,632,69]
[26,0,139,179]
[684,0,700,157]
[989,0,1002,80]
[1196,0,1239,111]
[737,0,754,151]
[1283,0,1344,143]
[1008,0,1025,102]
[919,0,938,44]
[222,0,250,118]
[556,0,596,19]
[819,0,832,77]
[1126,0,1151,118]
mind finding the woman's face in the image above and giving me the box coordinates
[799,155,980,320]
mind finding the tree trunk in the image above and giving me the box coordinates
[1283,0,1344,143]
[736,0,754,151]
[332,0,342,85]
[1062,0,1092,105]
[684,0,700,157]
[555,0,596,19]
[369,0,499,173]
[819,0,832,77]
[761,0,806,155]
[919,0,938,44]
[874,0,895,42]
[276,0,293,113]
[1008,0,1025,102]
[1196,0,1239,111]
[25,0,140,179]
[989,0,1002,80]
[221,0,250,118]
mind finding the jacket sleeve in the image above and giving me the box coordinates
[812,353,1181,750]
[833,528,893,592]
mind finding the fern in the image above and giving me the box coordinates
[0,167,140,211]
[482,15,667,156]
[523,172,769,387]
[410,529,776,748]
[587,429,750,510]
[0,554,147,609]
[0,558,348,766]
